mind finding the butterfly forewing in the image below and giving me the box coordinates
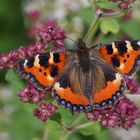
[15,51,67,90]
[97,40,140,75]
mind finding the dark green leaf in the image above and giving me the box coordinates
[49,112,62,124]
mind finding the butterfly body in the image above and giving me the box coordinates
[15,39,140,112]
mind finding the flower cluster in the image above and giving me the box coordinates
[34,103,57,122]
[111,0,133,10]
[27,13,65,49]
[124,77,140,94]
[0,20,64,121]
[18,83,46,104]
[18,82,57,122]
[35,20,65,48]
[18,83,57,122]
[0,42,45,70]
[86,97,140,129]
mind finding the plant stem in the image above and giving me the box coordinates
[93,0,122,17]
[60,114,84,140]
[42,123,48,140]
[61,132,72,140]
[84,17,100,47]
[70,113,85,127]
[75,122,94,130]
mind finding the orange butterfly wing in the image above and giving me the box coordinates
[99,40,140,75]
[52,67,125,112]
[15,51,67,90]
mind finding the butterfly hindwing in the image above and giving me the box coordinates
[52,52,125,112]
[97,40,140,75]
[15,51,67,90]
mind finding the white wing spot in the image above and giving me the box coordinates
[49,52,54,64]
[119,63,125,70]
[23,59,28,67]
[47,75,54,82]
[125,40,132,52]
[112,42,118,53]
[137,41,140,46]
[113,73,122,84]
[34,54,40,67]
[54,82,63,92]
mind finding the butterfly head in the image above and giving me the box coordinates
[77,39,87,50]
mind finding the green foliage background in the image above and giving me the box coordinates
[0,0,140,140]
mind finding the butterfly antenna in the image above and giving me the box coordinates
[65,35,78,44]
[48,27,78,45]
[84,11,103,42]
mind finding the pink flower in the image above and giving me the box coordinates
[123,11,132,20]
[124,77,140,94]
[18,83,47,104]
[33,103,57,122]
[35,20,65,48]
[110,0,133,10]
[0,42,46,70]
[26,10,40,22]
[86,97,140,129]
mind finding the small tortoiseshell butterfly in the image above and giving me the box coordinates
[15,39,140,112]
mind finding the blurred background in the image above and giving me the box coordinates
[0,0,140,140]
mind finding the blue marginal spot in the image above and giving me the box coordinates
[66,102,71,108]
[79,105,85,111]
[108,99,113,104]
[116,91,121,97]
[101,101,106,106]
[112,95,117,101]
[120,85,125,91]
[60,99,66,106]
[136,59,140,65]
[85,105,91,110]
[54,95,60,100]
[93,104,99,108]
[72,105,78,111]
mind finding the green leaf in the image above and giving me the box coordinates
[49,112,62,125]
[5,69,25,94]
[121,20,140,39]
[57,108,79,125]
[46,93,54,102]
[47,120,66,140]
[100,18,119,34]
[10,108,44,140]
[78,122,101,136]
[67,132,81,140]
[5,69,17,82]
[76,7,95,24]
[87,0,93,5]
[94,130,110,140]
[97,0,119,9]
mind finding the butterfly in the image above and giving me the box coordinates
[15,39,140,112]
